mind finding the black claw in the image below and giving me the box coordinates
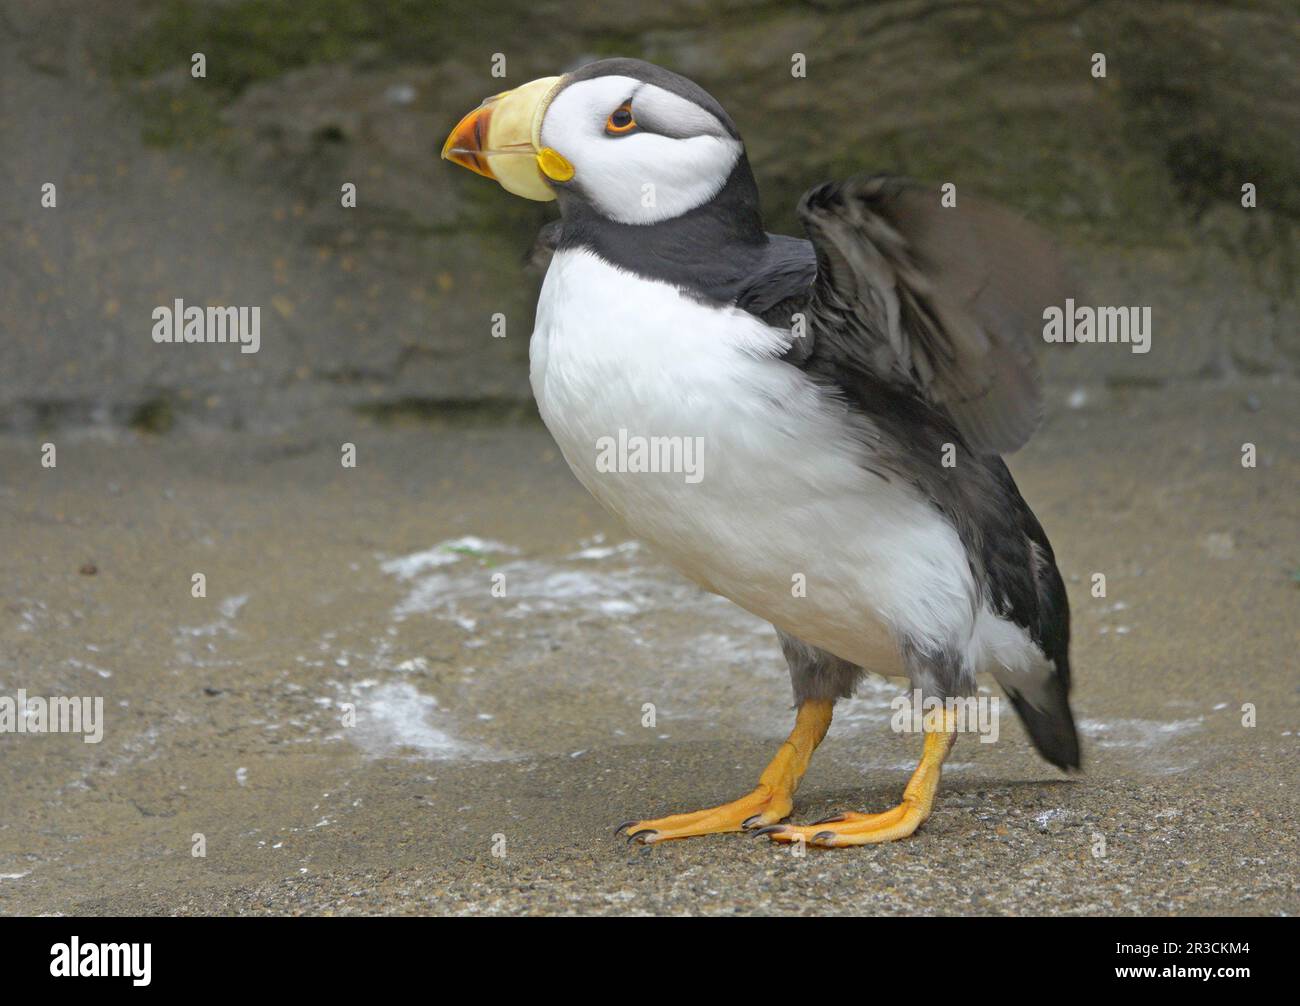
[811,813,846,826]
[627,829,657,845]
[614,820,638,836]
[741,814,765,830]
[812,831,837,844]
[753,825,787,838]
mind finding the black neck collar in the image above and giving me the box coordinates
[553,158,771,305]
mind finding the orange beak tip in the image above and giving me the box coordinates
[441,106,496,180]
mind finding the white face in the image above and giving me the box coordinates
[539,75,743,225]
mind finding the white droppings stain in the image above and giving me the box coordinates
[568,541,641,560]
[13,600,48,633]
[379,537,517,579]
[347,681,501,761]
[219,594,249,619]
[177,596,249,640]
[381,536,655,619]
[68,658,112,678]
[395,657,429,673]
[1080,717,1203,749]
[368,534,797,740]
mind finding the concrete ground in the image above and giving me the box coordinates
[0,381,1296,916]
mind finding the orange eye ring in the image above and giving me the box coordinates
[605,102,637,135]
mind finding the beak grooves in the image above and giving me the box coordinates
[441,102,496,180]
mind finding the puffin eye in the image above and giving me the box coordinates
[605,102,636,135]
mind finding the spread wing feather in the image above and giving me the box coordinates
[796,176,1065,455]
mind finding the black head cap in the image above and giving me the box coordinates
[563,58,742,140]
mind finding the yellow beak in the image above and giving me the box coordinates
[440,75,573,201]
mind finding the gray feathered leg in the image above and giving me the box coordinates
[776,628,864,706]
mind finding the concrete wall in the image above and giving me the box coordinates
[2,0,1296,432]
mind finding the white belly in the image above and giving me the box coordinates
[530,248,982,675]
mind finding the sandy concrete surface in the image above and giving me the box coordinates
[0,381,1295,916]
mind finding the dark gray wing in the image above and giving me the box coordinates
[773,178,1079,768]
[734,234,818,320]
[795,176,1066,455]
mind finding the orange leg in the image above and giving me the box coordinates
[617,699,833,844]
[759,709,958,847]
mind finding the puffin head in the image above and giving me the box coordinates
[441,58,748,226]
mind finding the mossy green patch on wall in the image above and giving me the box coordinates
[114,0,536,98]
[111,0,525,146]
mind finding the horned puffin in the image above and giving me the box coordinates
[442,58,1079,847]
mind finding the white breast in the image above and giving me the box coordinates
[529,248,985,677]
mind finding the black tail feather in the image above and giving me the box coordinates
[1003,672,1081,771]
